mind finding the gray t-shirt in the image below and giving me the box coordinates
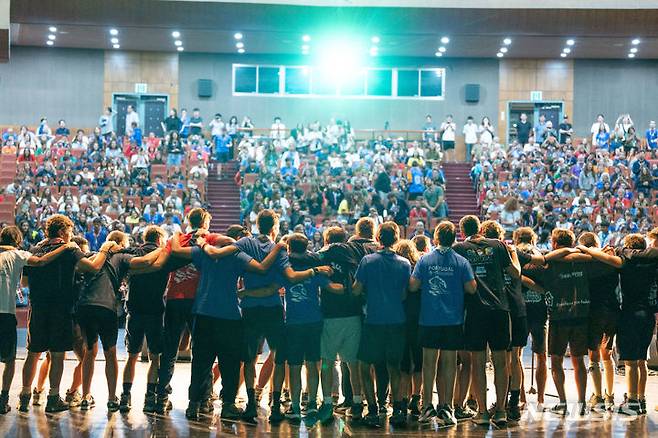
[78,252,133,314]
[0,249,31,314]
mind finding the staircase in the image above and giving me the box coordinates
[206,160,241,233]
[442,162,479,224]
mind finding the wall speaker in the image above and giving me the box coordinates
[198,79,213,98]
[465,84,480,103]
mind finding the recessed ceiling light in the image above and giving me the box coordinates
[237,48,245,54]
[563,47,571,53]
[435,51,443,57]
[49,26,57,33]
[236,42,244,49]
[628,53,636,58]
[630,47,638,53]
[111,37,119,44]
[302,34,311,42]
[46,40,54,46]
[301,44,310,51]
[48,34,56,41]
[109,28,118,36]
[632,38,640,45]
[371,36,380,44]
[503,37,512,45]
[438,46,446,53]
[497,52,504,58]
[113,44,120,49]
[172,31,180,38]
[177,47,184,52]
[441,36,450,44]
[174,40,182,46]
[566,39,575,46]
[500,47,508,53]
[560,53,567,58]
[234,32,243,40]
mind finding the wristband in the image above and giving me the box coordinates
[312,267,319,276]
[201,242,208,250]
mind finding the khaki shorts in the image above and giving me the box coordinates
[321,316,361,363]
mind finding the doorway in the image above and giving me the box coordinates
[112,94,169,137]
[507,101,564,144]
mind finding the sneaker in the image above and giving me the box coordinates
[334,399,352,413]
[454,405,476,421]
[639,399,647,415]
[507,404,521,423]
[65,390,82,408]
[242,402,258,420]
[301,392,309,409]
[549,403,568,416]
[281,389,291,405]
[437,405,457,426]
[418,405,437,423]
[80,395,95,411]
[577,402,589,416]
[363,412,380,428]
[618,398,641,416]
[317,403,334,424]
[185,402,200,421]
[18,393,31,413]
[107,397,120,412]
[389,409,407,427]
[269,404,284,423]
[155,395,171,415]
[466,398,478,412]
[220,403,244,420]
[45,395,69,413]
[199,399,214,415]
[378,404,388,415]
[349,402,363,421]
[588,394,605,412]
[32,389,43,406]
[119,393,131,413]
[209,391,219,401]
[491,410,507,427]
[471,411,491,426]
[409,395,421,417]
[604,393,615,411]
[143,393,157,413]
[284,406,302,424]
[0,393,10,414]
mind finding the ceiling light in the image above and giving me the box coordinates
[438,46,446,53]
[371,36,380,44]
[302,34,311,42]
[503,37,512,45]
[46,40,54,46]
[48,34,56,41]
[369,47,378,56]
[109,28,118,36]
[49,26,57,33]
[441,36,450,44]
[566,39,575,46]
[630,47,638,53]
[113,44,120,49]
[628,53,635,58]
[236,42,244,48]
[500,47,508,53]
[632,38,640,45]
[563,47,571,53]
[435,51,443,57]
[177,47,184,52]
[172,31,181,38]
[111,37,119,44]
[234,32,243,40]
[560,53,567,58]
[496,52,504,58]
[238,48,245,54]
[175,40,182,46]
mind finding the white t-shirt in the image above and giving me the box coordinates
[463,123,478,144]
[441,122,456,141]
[0,250,31,314]
[125,111,140,135]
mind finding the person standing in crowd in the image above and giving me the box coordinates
[591,114,610,145]
[534,114,547,145]
[462,116,478,162]
[125,105,139,138]
[99,107,114,140]
[189,108,204,138]
[645,120,658,150]
[558,115,573,144]
[515,113,532,146]
[410,221,476,425]
[179,108,190,139]
[161,108,182,134]
[353,221,411,427]
[422,114,437,142]
[440,115,456,162]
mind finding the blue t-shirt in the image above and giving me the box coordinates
[283,275,328,325]
[646,129,658,149]
[356,250,411,325]
[409,167,424,194]
[412,248,474,326]
[191,247,252,320]
[234,236,290,308]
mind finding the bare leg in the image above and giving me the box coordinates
[36,352,51,392]
[470,351,487,413]
[70,342,86,393]
[1,360,15,391]
[307,361,320,405]
[638,360,648,401]
[422,349,438,407]
[536,353,547,404]
[21,352,40,395]
[454,351,471,408]
[82,343,99,398]
[601,348,614,397]
[122,354,139,388]
[438,350,457,408]
[625,360,639,400]
[289,365,302,408]
[359,362,376,407]
[346,361,361,402]
[148,353,160,384]
[491,350,509,411]
[589,349,602,397]
[104,346,118,400]
[550,355,566,403]
[48,352,65,396]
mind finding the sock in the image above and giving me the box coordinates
[353,395,362,404]
[123,382,132,395]
[146,383,156,394]
[247,388,256,405]
[323,396,333,406]
[509,390,520,407]
[49,386,59,397]
[21,387,31,396]
[272,391,281,406]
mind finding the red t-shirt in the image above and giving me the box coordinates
[164,232,222,300]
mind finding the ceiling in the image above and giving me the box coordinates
[8,1,658,59]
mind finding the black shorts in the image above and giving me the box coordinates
[125,313,164,355]
[0,313,17,362]
[77,305,119,350]
[242,306,285,361]
[278,322,322,366]
[464,310,511,352]
[419,324,464,351]
[358,323,405,366]
[527,317,547,354]
[401,321,423,373]
[587,309,618,351]
[616,310,655,361]
[442,140,455,151]
[510,316,529,349]
[548,320,588,357]
[27,305,74,353]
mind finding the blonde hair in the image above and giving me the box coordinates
[395,239,420,268]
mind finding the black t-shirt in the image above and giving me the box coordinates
[124,243,171,316]
[558,122,572,144]
[505,249,528,318]
[163,116,181,133]
[317,237,378,318]
[167,140,183,155]
[25,242,85,309]
[453,237,512,313]
[516,121,532,142]
[532,261,593,322]
[78,252,133,314]
[190,116,203,135]
[618,248,658,313]
[587,260,620,313]
[519,248,547,323]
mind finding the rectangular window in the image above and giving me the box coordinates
[234,66,256,93]
[366,69,392,96]
[284,67,311,94]
[397,70,420,97]
[420,69,444,97]
[340,70,366,96]
[257,67,280,94]
[312,69,338,95]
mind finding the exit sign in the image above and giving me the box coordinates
[134,83,148,93]
[530,90,543,101]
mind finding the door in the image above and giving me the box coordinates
[538,103,562,129]
[114,95,138,137]
[143,96,167,137]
